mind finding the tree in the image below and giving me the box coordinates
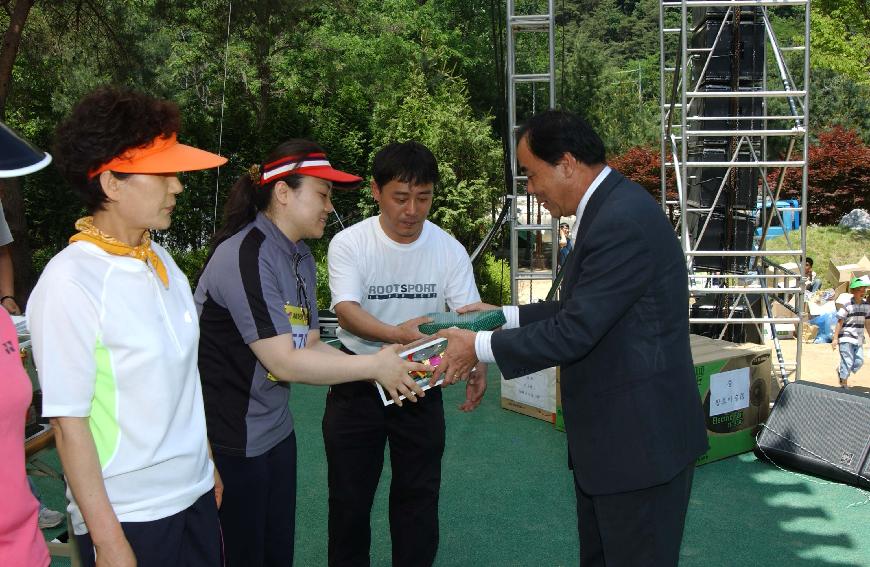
[368,68,503,251]
[808,7,870,85]
[810,68,870,144]
[0,0,35,115]
[609,145,677,219]
[0,0,37,303]
[771,126,870,224]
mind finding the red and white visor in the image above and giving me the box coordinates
[261,152,362,189]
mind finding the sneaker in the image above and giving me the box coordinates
[37,507,64,529]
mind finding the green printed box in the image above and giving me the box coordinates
[690,335,772,466]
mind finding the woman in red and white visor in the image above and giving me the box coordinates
[195,139,427,566]
[28,87,227,567]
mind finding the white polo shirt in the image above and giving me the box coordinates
[28,241,213,535]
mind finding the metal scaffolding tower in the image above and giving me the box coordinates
[659,0,811,386]
[506,0,557,305]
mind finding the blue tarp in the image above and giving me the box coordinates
[809,312,838,343]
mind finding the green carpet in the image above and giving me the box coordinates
[43,365,870,566]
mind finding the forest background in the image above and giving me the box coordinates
[1,0,868,307]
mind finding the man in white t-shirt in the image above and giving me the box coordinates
[324,141,486,567]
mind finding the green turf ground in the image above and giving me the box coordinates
[39,364,870,566]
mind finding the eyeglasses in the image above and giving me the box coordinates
[293,252,311,327]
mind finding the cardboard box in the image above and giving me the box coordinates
[828,256,870,286]
[807,298,836,317]
[500,366,556,423]
[770,301,799,339]
[767,261,800,291]
[801,323,818,343]
[690,335,772,465]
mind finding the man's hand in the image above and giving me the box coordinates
[213,466,223,509]
[458,362,487,412]
[432,327,479,385]
[1,296,20,315]
[393,315,433,344]
[373,344,429,406]
[456,302,500,314]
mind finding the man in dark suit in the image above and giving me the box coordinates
[434,110,708,566]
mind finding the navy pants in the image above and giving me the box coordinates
[76,488,221,567]
[214,431,297,567]
[322,380,445,567]
[574,462,695,567]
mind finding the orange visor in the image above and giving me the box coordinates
[87,133,227,179]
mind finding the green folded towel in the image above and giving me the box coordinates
[418,309,507,334]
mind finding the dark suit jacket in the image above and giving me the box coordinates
[492,170,708,496]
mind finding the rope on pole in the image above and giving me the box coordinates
[213,1,233,234]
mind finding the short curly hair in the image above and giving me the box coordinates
[52,86,180,213]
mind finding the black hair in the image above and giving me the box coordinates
[204,139,324,264]
[517,109,606,167]
[371,141,438,189]
[52,86,180,213]
[806,257,814,267]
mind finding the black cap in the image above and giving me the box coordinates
[0,121,51,178]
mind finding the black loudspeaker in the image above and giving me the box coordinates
[686,210,756,272]
[755,381,870,488]
[689,295,763,344]
[687,148,760,211]
[687,167,759,212]
[691,17,765,83]
[689,84,763,150]
[692,4,758,22]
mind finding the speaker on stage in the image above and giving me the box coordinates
[755,381,870,488]
[691,15,765,84]
[687,147,760,212]
[686,209,756,272]
[689,294,763,344]
[689,84,763,151]
[692,3,758,23]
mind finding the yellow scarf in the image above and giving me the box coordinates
[69,217,169,288]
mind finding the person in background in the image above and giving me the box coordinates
[804,257,821,293]
[832,276,870,389]
[27,477,64,529]
[558,221,573,267]
[195,139,427,567]
[0,120,52,566]
[0,122,66,532]
[28,87,226,567]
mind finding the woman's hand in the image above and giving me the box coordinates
[371,344,429,406]
[94,535,137,567]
